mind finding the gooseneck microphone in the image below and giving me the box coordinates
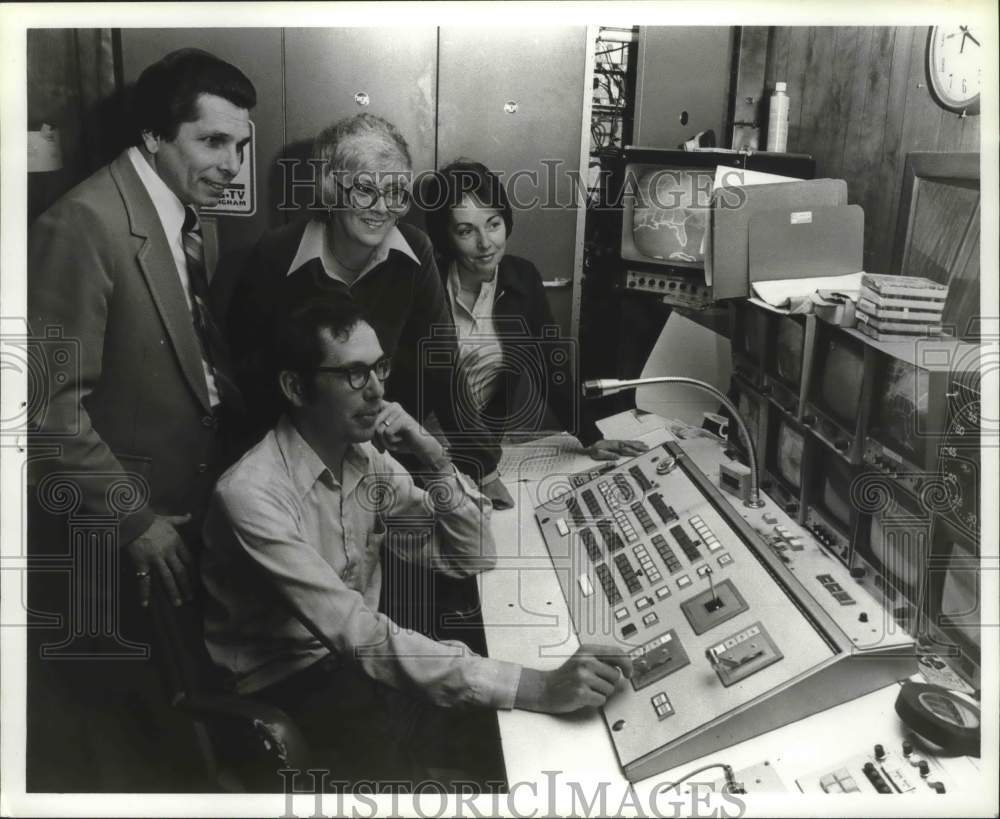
[582,376,765,509]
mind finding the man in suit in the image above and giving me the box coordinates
[27,48,255,790]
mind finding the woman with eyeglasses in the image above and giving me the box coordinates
[228,113,464,451]
[424,160,647,509]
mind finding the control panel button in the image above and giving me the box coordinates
[677,575,692,588]
[556,519,570,536]
[577,575,594,597]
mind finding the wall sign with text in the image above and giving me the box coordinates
[203,120,256,216]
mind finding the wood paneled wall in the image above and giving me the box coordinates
[763,27,980,274]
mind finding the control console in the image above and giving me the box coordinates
[534,437,915,782]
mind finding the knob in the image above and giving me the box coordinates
[874,743,885,759]
[918,760,930,777]
[834,439,848,451]
[901,739,913,756]
[931,782,946,794]
[859,612,869,623]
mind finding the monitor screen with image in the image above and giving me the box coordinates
[870,357,931,466]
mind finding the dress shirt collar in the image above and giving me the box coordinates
[274,414,372,498]
[286,218,420,282]
[447,261,498,320]
[127,146,187,241]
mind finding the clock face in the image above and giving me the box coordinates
[927,26,982,114]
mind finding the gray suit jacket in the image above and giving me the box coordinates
[28,150,232,545]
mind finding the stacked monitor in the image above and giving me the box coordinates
[728,310,982,684]
[803,323,867,460]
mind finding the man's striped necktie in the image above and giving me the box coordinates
[182,206,245,414]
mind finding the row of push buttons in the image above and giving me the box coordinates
[651,534,682,574]
[612,508,639,542]
[689,515,723,553]
[633,544,662,584]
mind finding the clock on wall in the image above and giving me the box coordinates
[926,26,982,115]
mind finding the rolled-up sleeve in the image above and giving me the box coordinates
[212,471,519,709]
[374,451,498,577]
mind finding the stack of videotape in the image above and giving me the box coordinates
[855,273,948,341]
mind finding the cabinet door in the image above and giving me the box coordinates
[634,27,734,148]
[283,28,437,175]
[120,29,286,255]
[437,27,588,336]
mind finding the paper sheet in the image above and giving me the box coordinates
[751,271,865,310]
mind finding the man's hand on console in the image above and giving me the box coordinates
[127,513,195,608]
[372,401,450,471]
[515,644,634,714]
[585,439,649,461]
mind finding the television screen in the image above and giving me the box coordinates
[776,422,804,491]
[818,334,864,427]
[872,358,929,463]
[937,536,981,652]
[774,317,805,386]
[817,452,853,531]
[622,163,714,270]
[867,495,929,603]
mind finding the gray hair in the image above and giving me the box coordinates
[314,113,412,174]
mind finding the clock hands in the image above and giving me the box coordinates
[959,26,980,53]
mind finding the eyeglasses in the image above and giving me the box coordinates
[314,355,392,390]
[334,179,411,213]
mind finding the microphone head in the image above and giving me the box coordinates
[582,380,606,399]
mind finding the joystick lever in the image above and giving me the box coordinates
[703,567,724,612]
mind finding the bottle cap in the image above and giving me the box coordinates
[775,82,787,92]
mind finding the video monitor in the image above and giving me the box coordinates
[814,450,855,534]
[614,148,816,278]
[929,522,980,661]
[811,328,865,429]
[771,316,805,388]
[861,489,930,606]
[774,420,805,493]
[622,164,712,271]
[870,358,929,467]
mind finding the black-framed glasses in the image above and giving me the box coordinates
[334,179,411,213]
[314,355,392,390]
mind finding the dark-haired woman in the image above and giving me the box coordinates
[425,160,646,508]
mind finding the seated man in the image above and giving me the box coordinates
[201,297,632,783]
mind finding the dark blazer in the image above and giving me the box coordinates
[442,254,601,476]
[28,151,232,545]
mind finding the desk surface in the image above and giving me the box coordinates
[479,416,989,811]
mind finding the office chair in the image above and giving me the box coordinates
[148,577,310,792]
